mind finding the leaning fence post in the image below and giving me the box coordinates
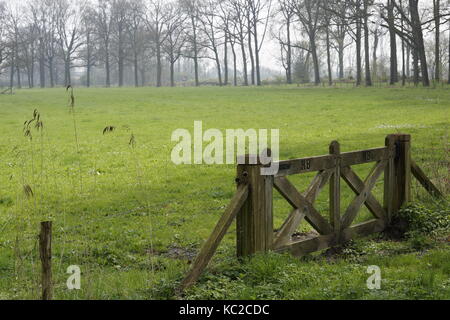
[384,134,411,222]
[39,221,52,300]
[236,155,273,258]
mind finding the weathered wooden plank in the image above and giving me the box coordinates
[39,221,52,300]
[341,166,387,220]
[329,141,341,239]
[341,219,386,242]
[273,209,306,249]
[273,170,332,249]
[236,163,273,257]
[181,184,249,290]
[341,160,388,229]
[275,219,386,257]
[304,169,333,204]
[275,155,335,177]
[274,177,333,235]
[389,134,412,215]
[341,147,391,167]
[384,135,396,223]
[275,233,337,256]
[411,160,443,198]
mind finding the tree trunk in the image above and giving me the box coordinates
[356,19,362,86]
[433,0,440,82]
[86,32,91,87]
[105,46,111,87]
[231,42,237,86]
[39,38,45,88]
[134,51,139,87]
[407,44,411,78]
[247,21,255,85]
[412,49,419,86]
[409,0,429,87]
[373,31,379,81]
[170,60,175,87]
[156,35,162,87]
[448,23,450,84]
[9,52,14,88]
[16,65,21,89]
[326,26,332,86]
[388,0,398,85]
[402,37,406,86]
[118,38,124,87]
[224,33,229,85]
[192,16,199,87]
[338,40,344,79]
[286,18,292,84]
[64,56,71,86]
[48,57,54,88]
[30,48,35,88]
[240,37,248,86]
[363,0,372,86]
[253,16,261,86]
[214,49,222,86]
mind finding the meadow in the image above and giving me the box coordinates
[0,85,449,300]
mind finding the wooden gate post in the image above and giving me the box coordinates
[384,134,411,222]
[329,141,341,241]
[236,155,273,258]
[39,221,52,300]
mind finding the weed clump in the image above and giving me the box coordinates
[395,202,450,250]
[399,202,450,237]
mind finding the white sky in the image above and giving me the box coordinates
[2,0,443,76]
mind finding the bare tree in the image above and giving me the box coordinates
[0,1,7,77]
[386,0,398,84]
[247,0,272,86]
[5,1,21,88]
[95,0,114,87]
[80,4,98,87]
[363,0,372,86]
[293,0,323,85]
[111,0,130,87]
[19,21,38,88]
[433,0,441,81]
[55,0,83,86]
[328,0,352,80]
[180,0,203,86]
[127,0,146,87]
[163,2,187,86]
[145,0,172,87]
[199,0,224,86]
[275,0,295,84]
[228,0,250,86]
[219,1,239,85]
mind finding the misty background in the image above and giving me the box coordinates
[0,0,448,88]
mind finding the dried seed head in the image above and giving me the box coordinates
[129,134,136,148]
[23,185,34,198]
[103,126,116,135]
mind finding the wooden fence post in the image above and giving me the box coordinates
[236,156,273,258]
[39,221,52,300]
[329,141,341,241]
[384,134,411,222]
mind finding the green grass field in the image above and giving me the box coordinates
[0,86,449,300]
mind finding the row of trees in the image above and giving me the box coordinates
[0,0,449,88]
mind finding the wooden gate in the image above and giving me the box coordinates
[181,134,443,290]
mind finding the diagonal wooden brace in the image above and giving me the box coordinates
[341,160,388,229]
[274,176,333,235]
